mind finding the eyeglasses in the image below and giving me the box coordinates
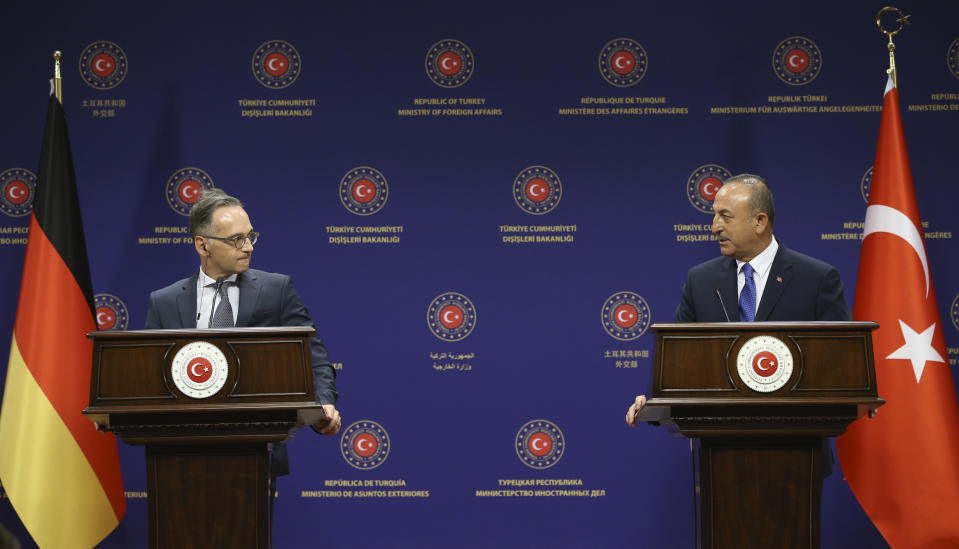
[199,231,259,249]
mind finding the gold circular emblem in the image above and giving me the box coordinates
[170,341,229,399]
[736,335,793,393]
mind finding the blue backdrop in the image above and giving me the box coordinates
[2,1,958,548]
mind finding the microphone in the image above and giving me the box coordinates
[713,287,731,322]
[208,277,225,327]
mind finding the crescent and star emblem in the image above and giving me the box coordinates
[701,181,718,198]
[863,204,930,297]
[442,310,459,324]
[756,357,775,371]
[355,183,372,198]
[268,57,284,71]
[94,58,110,72]
[516,421,564,468]
[341,422,390,469]
[528,181,546,198]
[440,56,457,70]
[428,293,475,341]
[788,53,803,68]
[171,343,226,398]
[180,184,199,200]
[96,311,111,324]
[614,55,630,70]
[7,185,25,200]
[617,309,633,323]
[190,361,209,378]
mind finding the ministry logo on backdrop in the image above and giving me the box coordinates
[252,40,302,89]
[861,166,873,203]
[425,39,475,88]
[601,291,651,341]
[339,167,389,215]
[341,420,391,470]
[772,36,822,85]
[686,164,731,213]
[951,294,959,333]
[166,167,215,216]
[948,37,959,79]
[513,166,562,215]
[94,294,129,331]
[515,419,565,469]
[78,41,128,90]
[427,292,477,342]
[598,38,648,87]
[0,168,36,217]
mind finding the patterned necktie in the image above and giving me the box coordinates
[209,282,234,328]
[739,262,756,322]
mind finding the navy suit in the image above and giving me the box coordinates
[144,268,337,475]
[675,243,850,323]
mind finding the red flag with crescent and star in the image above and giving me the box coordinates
[836,75,959,548]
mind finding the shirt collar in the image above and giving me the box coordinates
[198,268,238,287]
[736,236,778,277]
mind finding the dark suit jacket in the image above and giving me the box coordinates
[675,243,851,323]
[144,268,337,476]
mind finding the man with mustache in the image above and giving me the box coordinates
[626,173,850,426]
[144,188,340,475]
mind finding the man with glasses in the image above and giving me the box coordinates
[144,188,340,474]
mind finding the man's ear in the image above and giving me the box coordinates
[754,212,769,233]
[194,236,208,256]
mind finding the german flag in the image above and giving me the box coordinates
[0,88,125,545]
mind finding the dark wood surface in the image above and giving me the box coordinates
[699,438,821,549]
[148,445,270,549]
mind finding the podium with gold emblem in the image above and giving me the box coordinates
[639,322,883,549]
[83,327,325,549]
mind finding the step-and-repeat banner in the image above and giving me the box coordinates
[2,2,958,548]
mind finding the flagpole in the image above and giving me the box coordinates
[875,6,910,86]
[53,50,62,103]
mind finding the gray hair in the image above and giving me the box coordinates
[724,173,775,228]
[189,188,243,237]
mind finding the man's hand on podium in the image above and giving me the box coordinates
[625,395,647,427]
[314,404,342,435]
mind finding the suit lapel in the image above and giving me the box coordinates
[719,257,738,322]
[755,246,791,321]
[176,271,200,328]
[235,270,260,327]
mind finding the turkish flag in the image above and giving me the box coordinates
[836,76,959,547]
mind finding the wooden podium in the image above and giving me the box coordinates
[83,327,326,549]
[641,322,883,549]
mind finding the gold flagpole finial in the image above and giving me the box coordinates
[876,7,910,86]
[53,50,63,103]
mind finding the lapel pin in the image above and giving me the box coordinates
[776,276,783,283]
